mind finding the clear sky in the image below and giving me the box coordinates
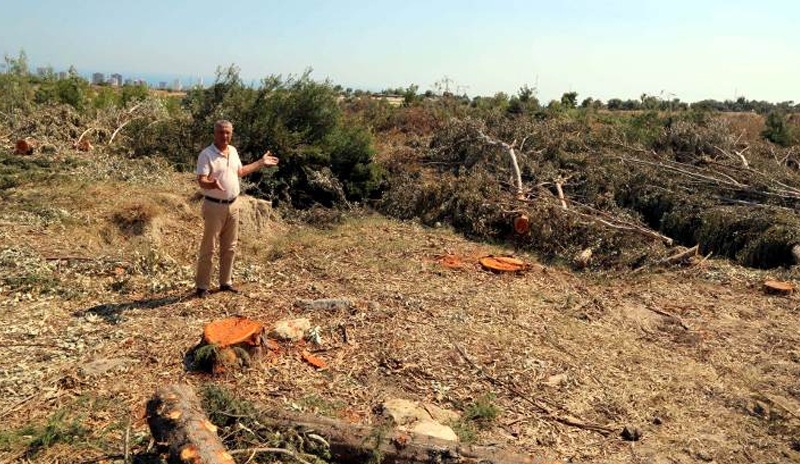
[2,0,798,103]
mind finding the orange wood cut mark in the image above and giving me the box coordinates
[513,214,530,235]
[15,139,35,155]
[203,317,264,347]
[479,255,529,273]
[300,349,328,369]
[437,254,467,270]
[764,279,794,296]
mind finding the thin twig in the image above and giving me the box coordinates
[647,306,691,331]
[452,342,616,435]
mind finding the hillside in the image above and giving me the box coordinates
[1,146,800,463]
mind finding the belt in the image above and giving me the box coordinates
[204,195,238,204]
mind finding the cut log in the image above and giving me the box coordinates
[257,412,557,464]
[513,214,530,235]
[147,384,559,464]
[146,384,235,464]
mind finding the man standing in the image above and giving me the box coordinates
[195,120,279,298]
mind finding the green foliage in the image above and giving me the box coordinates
[762,110,795,146]
[0,409,88,458]
[561,91,578,109]
[0,50,35,115]
[462,393,500,425]
[176,65,381,206]
[121,83,149,106]
[200,383,257,428]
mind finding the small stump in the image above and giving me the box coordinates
[189,317,267,374]
[479,255,529,273]
[763,280,794,296]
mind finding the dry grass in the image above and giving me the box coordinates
[1,151,800,464]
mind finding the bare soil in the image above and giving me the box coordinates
[1,153,800,463]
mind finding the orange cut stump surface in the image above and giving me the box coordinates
[479,255,528,272]
[203,317,264,347]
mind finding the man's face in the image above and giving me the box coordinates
[214,124,233,148]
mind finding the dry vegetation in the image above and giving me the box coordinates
[1,137,800,464]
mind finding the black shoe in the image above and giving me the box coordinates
[195,288,210,298]
[220,284,239,294]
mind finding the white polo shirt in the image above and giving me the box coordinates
[195,144,243,201]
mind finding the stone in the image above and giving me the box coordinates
[381,398,432,426]
[544,373,568,387]
[408,419,459,442]
[270,318,311,341]
[422,403,460,424]
[79,357,134,377]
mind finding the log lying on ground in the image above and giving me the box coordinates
[146,384,234,464]
[260,412,557,464]
[147,384,556,464]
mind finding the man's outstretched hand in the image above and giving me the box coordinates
[262,151,279,167]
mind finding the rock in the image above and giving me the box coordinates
[408,419,459,442]
[270,318,311,341]
[575,248,592,268]
[621,426,642,441]
[295,298,354,312]
[79,357,134,377]
[381,398,432,426]
[544,373,568,387]
[422,403,460,424]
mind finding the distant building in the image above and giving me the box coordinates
[171,79,182,92]
[92,72,105,85]
[57,71,68,80]
[124,78,134,86]
[159,81,167,90]
[110,73,123,87]
[36,67,51,77]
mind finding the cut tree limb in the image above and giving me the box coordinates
[477,130,524,197]
[146,384,553,464]
[257,411,555,464]
[146,384,235,464]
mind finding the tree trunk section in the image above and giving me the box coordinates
[261,412,555,464]
[146,384,235,464]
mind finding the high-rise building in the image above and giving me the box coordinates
[110,73,123,87]
[92,72,105,85]
[172,78,182,92]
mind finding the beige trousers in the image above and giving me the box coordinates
[195,199,240,289]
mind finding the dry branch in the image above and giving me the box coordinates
[477,130,524,197]
[258,411,551,464]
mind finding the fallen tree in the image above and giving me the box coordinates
[146,384,558,464]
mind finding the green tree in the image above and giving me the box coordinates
[561,91,578,109]
[762,111,795,146]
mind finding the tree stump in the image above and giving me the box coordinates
[189,317,266,374]
[146,384,234,464]
[479,256,529,273]
[764,280,794,296]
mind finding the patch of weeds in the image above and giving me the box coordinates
[111,203,162,236]
[462,393,500,425]
[1,409,88,458]
[200,383,258,428]
[297,394,345,418]
[0,153,82,191]
[451,394,501,443]
[451,420,478,443]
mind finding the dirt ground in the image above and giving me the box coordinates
[1,153,800,464]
